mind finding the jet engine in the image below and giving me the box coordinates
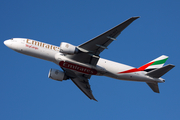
[48,68,68,81]
[59,42,79,54]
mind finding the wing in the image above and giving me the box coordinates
[61,68,97,101]
[63,68,97,101]
[64,17,139,101]
[71,76,97,101]
[66,17,139,66]
[78,17,139,56]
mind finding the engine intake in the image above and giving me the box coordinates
[48,69,68,81]
[59,42,79,54]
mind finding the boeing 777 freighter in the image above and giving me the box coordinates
[4,17,175,101]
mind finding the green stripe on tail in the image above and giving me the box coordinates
[145,55,169,71]
[151,58,168,66]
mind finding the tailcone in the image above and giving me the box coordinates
[159,78,165,83]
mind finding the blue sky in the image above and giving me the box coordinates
[1,0,180,119]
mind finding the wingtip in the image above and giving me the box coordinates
[91,97,98,102]
[132,16,140,19]
[91,98,98,102]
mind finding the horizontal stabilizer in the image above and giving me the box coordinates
[146,64,175,78]
[146,82,159,93]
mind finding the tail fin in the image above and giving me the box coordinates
[138,55,169,72]
[140,55,174,93]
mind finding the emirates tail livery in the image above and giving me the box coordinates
[4,17,175,101]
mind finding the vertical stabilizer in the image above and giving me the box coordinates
[143,55,169,72]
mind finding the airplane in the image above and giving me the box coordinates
[4,17,175,101]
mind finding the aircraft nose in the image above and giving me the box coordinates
[4,40,12,48]
[4,40,8,45]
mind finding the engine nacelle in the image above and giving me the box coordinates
[59,42,79,54]
[48,69,68,81]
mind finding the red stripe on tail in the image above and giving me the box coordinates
[118,61,154,74]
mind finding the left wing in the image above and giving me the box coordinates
[62,68,97,101]
[71,75,97,101]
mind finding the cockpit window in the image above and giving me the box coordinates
[10,38,17,42]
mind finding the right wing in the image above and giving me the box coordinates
[66,17,139,66]
[78,17,140,56]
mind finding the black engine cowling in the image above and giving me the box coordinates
[59,42,79,54]
[48,69,68,81]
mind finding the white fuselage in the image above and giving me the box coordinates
[4,38,164,83]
